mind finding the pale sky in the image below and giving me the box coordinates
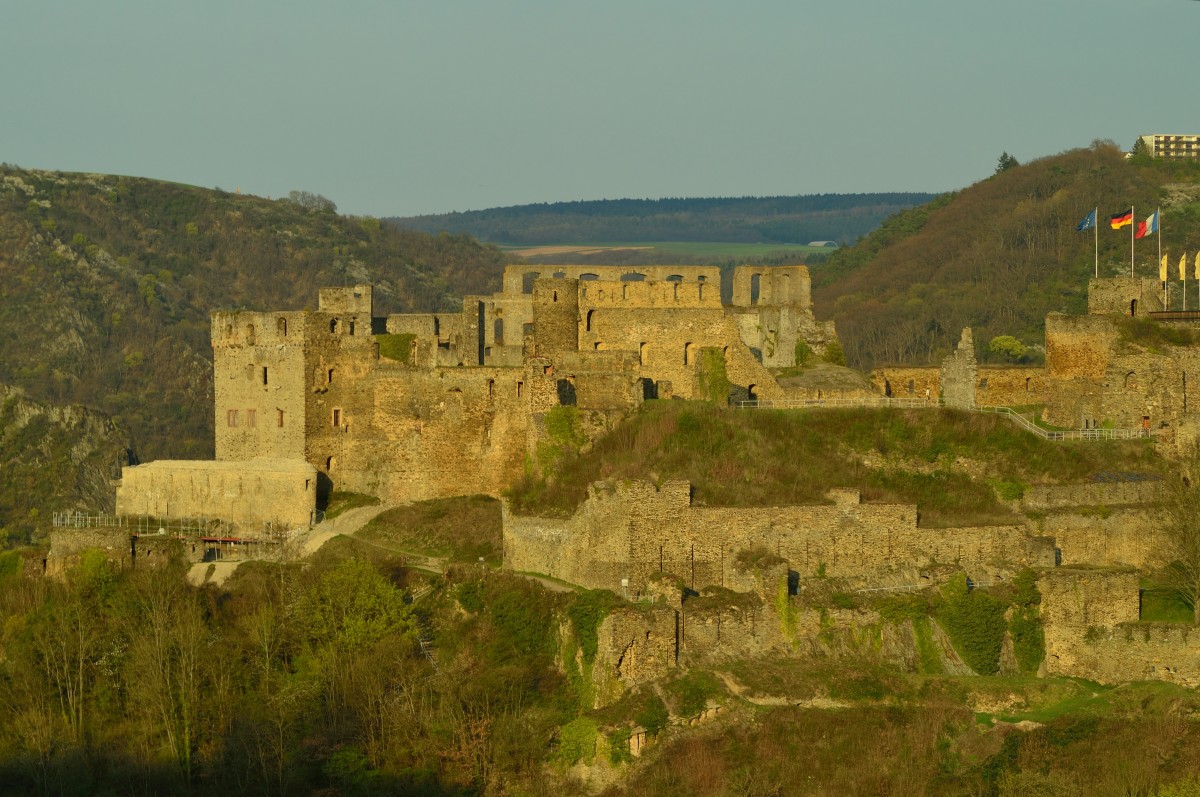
[2,1,1196,217]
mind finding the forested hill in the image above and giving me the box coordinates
[0,167,510,470]
[388,193,938,245]
[813,143,1200,370]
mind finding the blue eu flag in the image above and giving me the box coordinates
[1076,209,1097,232]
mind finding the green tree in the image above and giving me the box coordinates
[988,335,1027,362]
[294,558,418,652]
[996,151,1020,173]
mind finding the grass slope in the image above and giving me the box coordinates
[508,401,1160,526]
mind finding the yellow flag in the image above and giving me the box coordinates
[1183,253,1190,281]
[1195,251,1200,281]
[1161,253,1169,281]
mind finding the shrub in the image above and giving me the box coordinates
[1155,775,1200,797]
[558,717,598,765]
[822,340,846,366]
[697,348,732,404]
[1009,569,1045,674]
[671,671,721,717]
[608,728,633,764]
[635,695,669,735]
[794,339,812,366]
[567,589,621,665]
[456,581,484,613]
[935,573,1008,675]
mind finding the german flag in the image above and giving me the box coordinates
[1110,209,1134,229]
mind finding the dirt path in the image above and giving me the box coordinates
[715,671,850,708]
[298,503,396,555]
[186,561,241,588]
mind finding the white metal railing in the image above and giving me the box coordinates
[735,397,1150,442]
[735,396,942,411]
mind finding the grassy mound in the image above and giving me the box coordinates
[357,495,502,564]
[508,402,1160,526]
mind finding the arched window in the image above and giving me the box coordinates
[330,318,339,334]
[586,309,595,331]
[277,317,287,336]
[639,342,648,365]
[348,319,356,336]
[684,342,695,365]
[750,274,761,305]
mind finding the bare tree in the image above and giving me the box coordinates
[1159,445,1200,624]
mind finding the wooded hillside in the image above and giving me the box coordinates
[0,167,509,467]
[813,142,1200,370]
[389,193,937,246]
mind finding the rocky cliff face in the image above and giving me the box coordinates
[0,383,129,543]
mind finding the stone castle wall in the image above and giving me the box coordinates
[976,367,1047,406]
[872,367,941,400]
[941,328,977,410]
[503,480,1053,594]
[1040,568,1200,687]
[1087,277,1165,316]
[115,459,317,528]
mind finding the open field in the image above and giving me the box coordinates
[506,240,833,260]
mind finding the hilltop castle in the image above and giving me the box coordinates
[80,267,1200,689]
[111,268,1200,530]
[115,264,841,525]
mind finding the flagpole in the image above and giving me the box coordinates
[1131,204,1136,279]
[1093,206,1099,278]
[1158,207,1163,308]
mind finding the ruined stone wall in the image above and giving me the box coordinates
[552,351,643,410]
[504,480,1054,594]
[976,367,1047,406]
[384,313,466,366]
[503,265,720,294]
[318,284,374,315]
[591,607,679,705]
[533,279,581,357]
[1044,313,1120,427]
[1038,509,1167,569]
[730,265,812,309]
[872,367,941,400]
[1039,568,1200,686]
[941,328,977,410]
[1021,481,1162,510]
[45,529,132,576]
[324,365,531,502]
[1087,277,1165,316]
[115,459,317,528]
[575,297,782,401]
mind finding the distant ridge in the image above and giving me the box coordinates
[388,193,939,246]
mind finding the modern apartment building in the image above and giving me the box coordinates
[1136,134,1200,158]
